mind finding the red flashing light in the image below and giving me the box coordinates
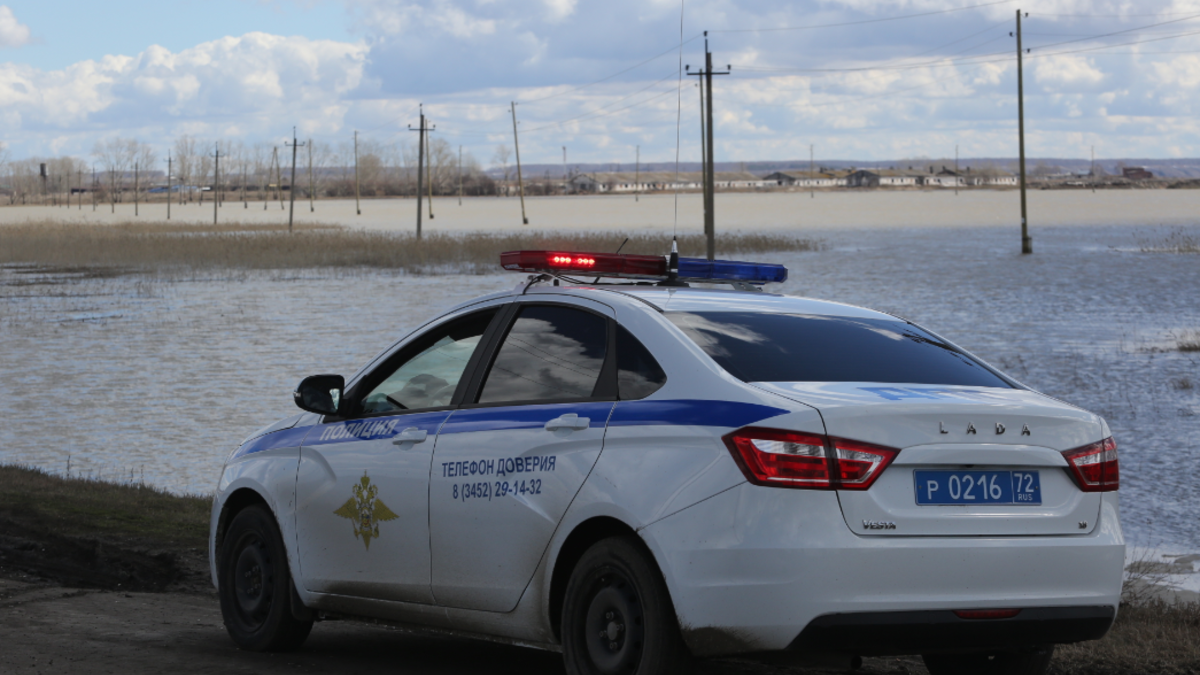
[723,427,897,491]
[953,609,1022,620]
[501,250,666,279]
[550,254,596,267]
[1063,437,1119,492]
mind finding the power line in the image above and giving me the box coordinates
[710,0,1016,33]
[518,33,703,105]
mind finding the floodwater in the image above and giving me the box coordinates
[0,194,1198,559]
[4,188,1200,233]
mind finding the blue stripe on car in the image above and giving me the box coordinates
[439,402,617,435]
[607,400,788,428]
[231,424,313,460]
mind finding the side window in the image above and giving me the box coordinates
[359,310,496,415]
[616,325,666,400]
[478,305,608,405]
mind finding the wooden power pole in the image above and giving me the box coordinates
[213,144,222,225]
[511,102,529,225]
[1016,9,1032,254]
[167,152,172,220]
[353,130,361,215]
[687,34,730,261]
[286,128,306,233]
[409,106,435,239]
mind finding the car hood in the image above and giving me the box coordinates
[239,413,305,446]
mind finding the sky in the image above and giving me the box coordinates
[3,0,1200,167]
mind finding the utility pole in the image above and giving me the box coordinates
[506,103,531,223]
[458,145,463,206]
[242,161,248,209]
[687,34,730,260]
[353,130,361,215]
[92,164,97,211]
[213,143,222,225]
[1016,9,1032,254]
[426,126,435,221]
[955,144,960,196]
[697,74,707,214]
[167,152,172,220]
[65,168,70,210]
[77,167,82,210]
[308,138,315,212]
[562,146,568,195]
[511,102,529,225]
[134,162,139,216]
[635,145,640,202]
[286,128,306,233]
[408,105,435,238]
[810,144,815,198]
[1091,145,1096,193]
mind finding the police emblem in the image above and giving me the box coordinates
[333,472,399,550]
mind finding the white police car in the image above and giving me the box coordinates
[210,249,1123,675]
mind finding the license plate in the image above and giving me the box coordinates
[914,470,1041,505]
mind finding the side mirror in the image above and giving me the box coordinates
[294,374,345,416]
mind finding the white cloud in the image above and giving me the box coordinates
[0,5,30,49]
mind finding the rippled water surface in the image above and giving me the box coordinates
[1,219,1197,551]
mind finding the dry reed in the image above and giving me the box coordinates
[1139,229,1200,254]
[1051,600,1200,675]
[1178,331,1200,352]
[0,221,820,272]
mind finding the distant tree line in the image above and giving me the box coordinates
[0,134,503,207]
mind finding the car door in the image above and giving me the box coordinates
[428,299,616,611]
[294,308,501,604]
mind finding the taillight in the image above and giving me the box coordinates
[723,427,897,490]
[831,438,898,490]
[1062,437,1119,492]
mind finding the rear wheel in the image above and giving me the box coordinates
[561,536,690,675]
[218,505,313,651]
[922,646,1054,675]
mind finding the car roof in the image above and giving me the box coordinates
[521,284,900,321]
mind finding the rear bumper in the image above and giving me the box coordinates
[640,485,1124,657]
[788,606,1115,656]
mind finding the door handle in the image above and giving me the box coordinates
[392,427,428,446]
[545,413,590,432]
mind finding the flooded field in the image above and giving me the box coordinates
[5,188,1200,233]
[0,210,1198,559]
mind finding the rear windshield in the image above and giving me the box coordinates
[667,311,1013,388]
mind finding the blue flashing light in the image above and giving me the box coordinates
[676,257,788,285]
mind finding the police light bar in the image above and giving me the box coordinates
[500,250,788,285]
[501,250,667,279]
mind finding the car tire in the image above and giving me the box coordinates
[218,505,313,652]
[922,646,1054,675]
[561,535,690,675]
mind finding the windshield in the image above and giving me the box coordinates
[667,311,1013,388]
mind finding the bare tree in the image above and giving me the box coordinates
[492,144,512,196]
[173,135,198,203]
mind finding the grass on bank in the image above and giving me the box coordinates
[0,464,209,549]
[2,464,1198,672]
[0,221,820,272]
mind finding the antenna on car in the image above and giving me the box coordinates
[658,237,687,287]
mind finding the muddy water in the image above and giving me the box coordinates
[4,189,1200,233]
[0,219,1198,554]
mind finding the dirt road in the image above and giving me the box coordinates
[0,576,932,675]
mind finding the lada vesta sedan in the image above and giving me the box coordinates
[210,250,1123,675]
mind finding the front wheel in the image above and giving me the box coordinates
[218,505,313,652]
[561,536,690,675]
[922,646,1054,675]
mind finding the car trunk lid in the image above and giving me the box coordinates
[751,382,1105,537]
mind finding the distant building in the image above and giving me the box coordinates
[762,170,849,187]
[1122,167,1153,180]
[846,169,923,188]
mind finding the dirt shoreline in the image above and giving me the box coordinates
[2,466,1199,674]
